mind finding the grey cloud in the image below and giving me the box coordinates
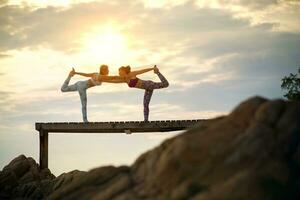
[226,0,300,10]
[180,31,300,71]
[0,53,10,58]
[0,90,12,98]
[0,90,13,113]
[129,0,299,110]
[126,3,261,50]
[0,0,298,55]
[157,28,300,112]
[223,0,278,9]
[0,0,145,53]
[0,0,8,6]
[0,0,274,54]
[179,31,300,62]
[166,30,300,102]
[139,5,249,32]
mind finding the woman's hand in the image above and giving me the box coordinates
[69,67,75,77]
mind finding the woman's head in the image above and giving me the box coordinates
[119,65,131,76]
[100,65,109,75]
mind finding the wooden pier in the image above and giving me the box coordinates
[35,120,203,169]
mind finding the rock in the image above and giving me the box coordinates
[130,96,300,199]
[0,154,55,199]
[52,169,86,191]
[48,166,131,200]
[1,96,300,200]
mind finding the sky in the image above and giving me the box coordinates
[0,0,299,176]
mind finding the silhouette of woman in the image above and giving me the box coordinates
[61,65,120,122]
[118,65,169,121]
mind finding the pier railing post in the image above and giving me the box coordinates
[39,130,48,170]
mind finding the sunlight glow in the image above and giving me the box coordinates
[79,25,130,68]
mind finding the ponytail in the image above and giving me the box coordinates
[125,66,131,74]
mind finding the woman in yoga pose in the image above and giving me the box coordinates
[118,65,169,121]
[61,65,120,122]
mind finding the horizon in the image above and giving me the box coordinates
[0,0,299,176]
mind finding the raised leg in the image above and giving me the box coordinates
[156,71,169,88]
[61,74,77,92]
[141,72,169,90]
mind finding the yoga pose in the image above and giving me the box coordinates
[118,65,169,121]
[61,65,120,122]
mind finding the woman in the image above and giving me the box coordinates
[61,65,121,122]
[117,65,169,121]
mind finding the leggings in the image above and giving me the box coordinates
[140,72,169,121]
[61,75,89,122]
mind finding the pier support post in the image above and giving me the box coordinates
[39,130,48,170]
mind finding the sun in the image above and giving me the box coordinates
[79,24,130,68]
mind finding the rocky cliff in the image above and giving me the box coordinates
[1,96,300,200]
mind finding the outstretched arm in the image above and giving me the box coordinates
[99,75,126,83]
[75,72,95,78]
[129,67,154,76]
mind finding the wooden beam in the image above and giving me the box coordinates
[35,120,203,133]
[39,130,48,169]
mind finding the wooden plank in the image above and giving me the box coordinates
[35,120,203,133]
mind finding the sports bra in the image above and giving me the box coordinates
[90,73,102,86]
[128,78,139,87]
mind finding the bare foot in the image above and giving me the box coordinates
[154,65,159,74]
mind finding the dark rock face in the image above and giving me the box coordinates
[1,96,300,200]
[0,154,55,199]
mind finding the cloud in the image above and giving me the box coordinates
[0,54,10,58]
[200,0,278,10]
[0,0,145,53]
[203,0,300,32]
[0,90,12,104]
[0,0,8,6]
[1,0,298,56]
